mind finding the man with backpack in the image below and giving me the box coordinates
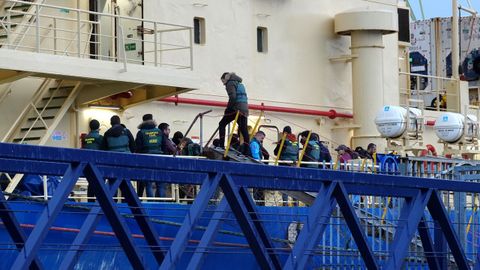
[299,131,320,168]
[274,126,299,165]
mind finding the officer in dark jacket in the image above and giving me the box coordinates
[299,131,320,168]
[101,115,135,153]
[82,119,103,150]
[82,119,103,202]
[135,114,162,198]
[218,72,250,149]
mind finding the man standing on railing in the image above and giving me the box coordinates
[218,72,250,151]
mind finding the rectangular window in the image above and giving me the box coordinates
[193,17,205,44]
[257,27,268,53]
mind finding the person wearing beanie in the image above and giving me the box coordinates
[101,115,135,153]
[82,119,103,150]
[218,72,250,149]
[135,113,162,198]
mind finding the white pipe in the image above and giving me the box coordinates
[452,0,459,79]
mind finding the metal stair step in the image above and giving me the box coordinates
[41,96,68,101]
[13,137,41,143]
[4,4,31,11]
[28,116,54,121]
[49,86,74,91]
[20,127,46,132]
[1,14,24,20]
[35,106,62,111]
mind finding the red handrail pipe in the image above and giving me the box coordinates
[159,96,353,119]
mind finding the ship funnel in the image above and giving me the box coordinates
[334,9,397,147]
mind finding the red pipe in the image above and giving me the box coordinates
[159,96,353,119]
[426,120,436,126]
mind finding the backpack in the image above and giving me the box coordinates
[317,141,332,162]
[354,146,369,159]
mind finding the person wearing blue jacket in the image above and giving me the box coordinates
[250,131,266,161]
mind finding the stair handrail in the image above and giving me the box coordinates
[18,80,65,144]
[1,78,52,142]
[1,0,48,49]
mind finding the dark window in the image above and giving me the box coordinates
[257,27,268,53]
[398,8,410,43]
[194,17,205,44]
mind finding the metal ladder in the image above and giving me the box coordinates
[2,79,83,194]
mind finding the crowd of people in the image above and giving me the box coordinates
[81,114,201,200]
[80,71,377,202]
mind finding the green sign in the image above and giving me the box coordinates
[59,8,70,14]
[125,43,136,51]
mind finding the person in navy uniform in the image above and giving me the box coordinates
[82,119,103,150]
[135,114,162,198]
[101,115,135,153]
[82,119,103,202]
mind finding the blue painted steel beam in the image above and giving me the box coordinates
[10,163,85,270]
[160,173,222,270]
[427,190,469,269]
[284,182,337,270]
[187,198,229,270]
[219,174,277,270]
[417,217,441,270]
[119,179,165,267]
[83,163,145,270]
[238,187,282,269]
[58,178,123,270]
[383,189,432,269]
[333,182,378,270]
[0,189,43,270]
[2,143,480,194]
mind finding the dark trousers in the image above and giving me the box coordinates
[218,111,249,148]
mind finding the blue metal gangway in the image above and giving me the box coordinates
[0,143,478,269]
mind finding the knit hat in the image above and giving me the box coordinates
[89,119,100,130]
[110,115,120,126]
[142,114,153,121]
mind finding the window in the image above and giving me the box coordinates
[193,17,205,44]
[257,27,268,53]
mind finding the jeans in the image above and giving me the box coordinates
[138,181,154,198]
[218,110,249,148]
[155,182,168,198]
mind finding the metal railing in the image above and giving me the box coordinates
[0,0,193,70]
[1,143,480,269]
[399,71,458,112]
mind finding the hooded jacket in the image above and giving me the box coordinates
[274,133,299,162]
[135,120,163,154]
[102,124,136,153]
[224,73,248,115]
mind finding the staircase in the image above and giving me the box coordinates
[3,79,82,144]
[0,0,39,48]
[1,79,83,194]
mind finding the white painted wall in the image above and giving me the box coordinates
[4,0,444,159]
